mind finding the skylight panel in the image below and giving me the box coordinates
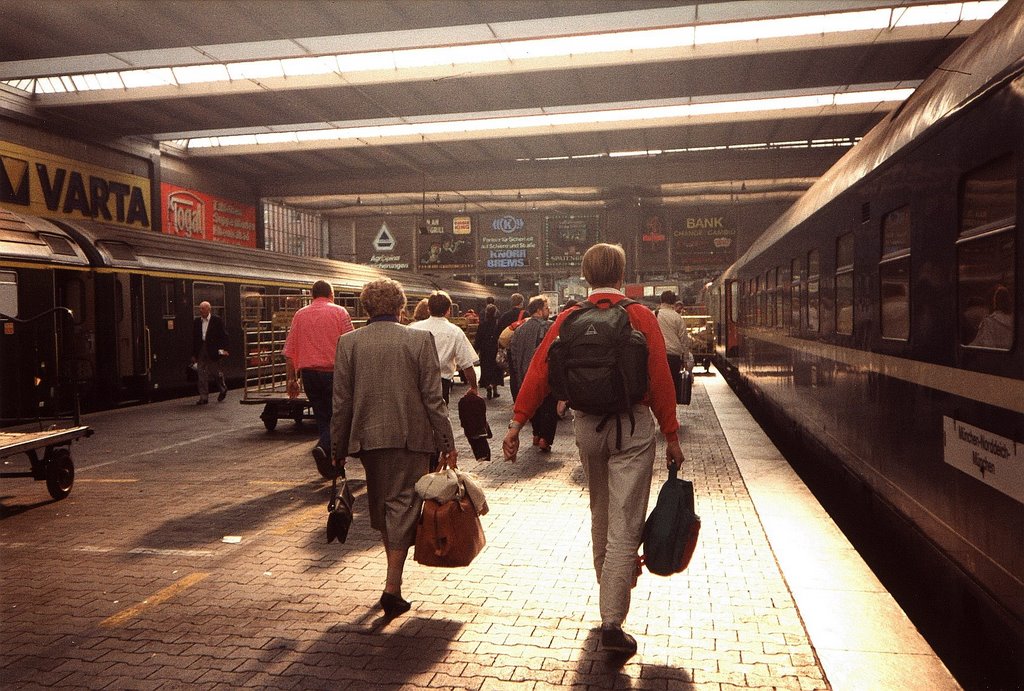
[280,56,339,76]
[172,64,230,84]
[120,68,178,88]
[227,60,284,80]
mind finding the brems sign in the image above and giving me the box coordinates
[0,141,151,229]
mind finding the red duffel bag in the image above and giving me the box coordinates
[414,495,485,568]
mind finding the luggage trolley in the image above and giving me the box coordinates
[0,307,93,499]
[239,293,315,431]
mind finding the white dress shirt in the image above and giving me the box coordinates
[408,316,479,380]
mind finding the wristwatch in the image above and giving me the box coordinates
[508,420,523,430]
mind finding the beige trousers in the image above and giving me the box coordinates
[573,404,657,627]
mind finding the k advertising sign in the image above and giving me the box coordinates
[0,141,151,230]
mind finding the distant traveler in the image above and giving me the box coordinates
[191,300,229,405]
[408,290,479,470]
[655,290,692,402]
[969,284,1013,349]
[496,293,526,334]
[330,278,457,619]
[503,243,683,657]
[412,297,430,321]
[474,304,504,399]
[508,295,558,452]
[283,280,354,477]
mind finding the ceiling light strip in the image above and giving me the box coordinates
[1,1,1002,101]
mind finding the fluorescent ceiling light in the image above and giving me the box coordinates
[1,1,1002,98]
[179,86,911,153]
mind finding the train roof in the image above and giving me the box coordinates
[44,217,503,302]
[0,208,91,268]
[725,5,1024,278]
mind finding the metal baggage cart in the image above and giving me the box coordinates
[0,307,93,499]
[684,315,715,372]
[239,293,315,431]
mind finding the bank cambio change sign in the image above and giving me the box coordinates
[161,183,256,247]
[0,140,151,229]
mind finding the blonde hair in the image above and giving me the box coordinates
[581,243,626,288]
[360,278,407,318]
[412,297,430,321]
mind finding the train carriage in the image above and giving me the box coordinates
[1,211,504,423]
[708,11,1023,686]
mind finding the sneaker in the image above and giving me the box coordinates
[600,625,637,655]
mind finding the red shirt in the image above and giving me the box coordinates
[282,297,354,371]
[512,290,679,443]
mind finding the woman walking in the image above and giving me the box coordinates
[474,303,504,399]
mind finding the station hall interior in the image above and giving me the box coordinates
[1,2,1023,690]
[0,0,1011,299]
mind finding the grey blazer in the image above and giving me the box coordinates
[330,321,455,459]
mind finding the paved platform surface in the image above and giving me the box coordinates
[0,369,957,689]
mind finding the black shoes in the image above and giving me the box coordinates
[380,592,411,618]
[600,625,637,656]
[312,446,336,479]
[218,389,227,402]
[195,399,208,405]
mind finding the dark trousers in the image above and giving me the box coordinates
[666,354,683,404]
[531,394,559,445]
[196,348,226,402]
[301,369,334,453]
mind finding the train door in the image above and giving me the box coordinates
[112,272,150,403]
[54,270,97,413]
[723,279,741,356]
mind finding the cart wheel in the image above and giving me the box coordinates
[261,403,278,432]
[46,448,75,500]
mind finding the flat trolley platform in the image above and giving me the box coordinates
[0,425,93,499]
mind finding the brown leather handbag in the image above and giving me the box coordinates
[414,495,485,567]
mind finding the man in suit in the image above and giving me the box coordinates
[331,278,457,618]
[191,300,229,405]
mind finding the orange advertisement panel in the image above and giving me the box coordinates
[0,140,151,230]
[161,183,256,247]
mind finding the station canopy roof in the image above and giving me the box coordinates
[0,1,1008,219]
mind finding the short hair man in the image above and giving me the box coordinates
[495,292,526,335]
[283,280,354,477]
[409,291,479,405]
[656,290,692,402]
[503,243,683,656]
[191,301,229,405]
[508,295,558,451]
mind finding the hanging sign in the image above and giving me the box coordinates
[161,183,256,247]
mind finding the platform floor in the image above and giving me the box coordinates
[0,369,958,690]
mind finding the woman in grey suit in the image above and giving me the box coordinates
[331,278,458,618]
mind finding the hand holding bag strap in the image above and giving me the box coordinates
[327,465,348,512]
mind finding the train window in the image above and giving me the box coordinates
[807,250,820,333]
[61,277,86,325]
[960,155,1015,234]
[729,281,739,324]
[40,234,77,256]
[958,231,1014,350]
[240,285,266,325]
[958,156,1015,350]
[791,258,801,329]
[161,281,175,319]
[775,267,785,327]
[835,233,854,335]
[193,281,226,319]
[755,275,763,325]
[766,269,775,327]
[880,207,911,340]
[0,270,17,317]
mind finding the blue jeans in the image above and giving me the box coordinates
[301,370,334,453]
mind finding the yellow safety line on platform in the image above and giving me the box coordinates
[100,572,210,628]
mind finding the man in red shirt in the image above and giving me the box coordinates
[283,280,354,477]
[503,243,684,657]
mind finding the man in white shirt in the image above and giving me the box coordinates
[655,290,691,403]
[408,290,479,404]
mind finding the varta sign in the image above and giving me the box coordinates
[0,141,151,229]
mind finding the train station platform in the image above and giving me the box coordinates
[0,369,959,690]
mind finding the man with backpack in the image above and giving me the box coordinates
[508,295,559,452]
[502,243,684,657]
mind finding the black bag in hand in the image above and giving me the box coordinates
[677,370,693,405]
[642,464,700,576]
[326,467,355,544]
